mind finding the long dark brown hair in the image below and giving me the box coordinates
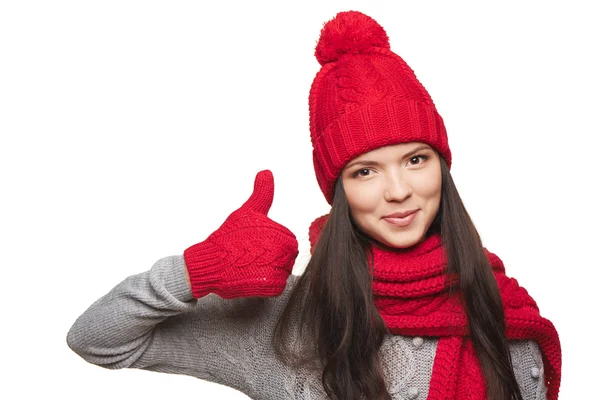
[273,156,523,400]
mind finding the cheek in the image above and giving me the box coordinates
[345,183,381,214]
[414,168,442,203]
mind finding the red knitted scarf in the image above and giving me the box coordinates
[308,215,561,400]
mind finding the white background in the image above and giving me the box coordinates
[1,1,598,398]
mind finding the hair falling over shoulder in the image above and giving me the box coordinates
[273,156,524,400]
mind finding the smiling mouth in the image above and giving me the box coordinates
[382,211,418,227]
[383,209,419,219]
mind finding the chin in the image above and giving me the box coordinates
[379,228,426,249]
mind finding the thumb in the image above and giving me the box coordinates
[239,170,274,215]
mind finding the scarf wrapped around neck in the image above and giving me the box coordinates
[308,214,561,400]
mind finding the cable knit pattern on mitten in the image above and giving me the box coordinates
[183,170,299,299]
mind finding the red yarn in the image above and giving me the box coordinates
[315,10,390,66]
[183,170,299,299]
[309,215,561,400]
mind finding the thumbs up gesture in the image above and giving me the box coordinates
[183,170,299,299]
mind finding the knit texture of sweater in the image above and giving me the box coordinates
[66,255,548,400]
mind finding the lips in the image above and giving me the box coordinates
[383,210,419,219]
[382,210,418,227]
[382,209,419,228]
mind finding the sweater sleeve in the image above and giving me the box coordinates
[66,255,299,395]
[66,256,206,372]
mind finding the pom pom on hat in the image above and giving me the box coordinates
[315,10,390,66]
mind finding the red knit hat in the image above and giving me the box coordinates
[309,11,452,204]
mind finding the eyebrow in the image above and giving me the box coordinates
[344,144,433,171]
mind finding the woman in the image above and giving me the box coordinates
[67,11,561,400]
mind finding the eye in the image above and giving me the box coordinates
[408,154,429,166]
[352,168,372,178]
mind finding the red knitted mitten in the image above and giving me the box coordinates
[183,170,299,299]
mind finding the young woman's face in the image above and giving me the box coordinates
[340,142,442,249]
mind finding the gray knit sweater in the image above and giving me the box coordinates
[66,255,548,400]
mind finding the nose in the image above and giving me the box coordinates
[383,173,413,202]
